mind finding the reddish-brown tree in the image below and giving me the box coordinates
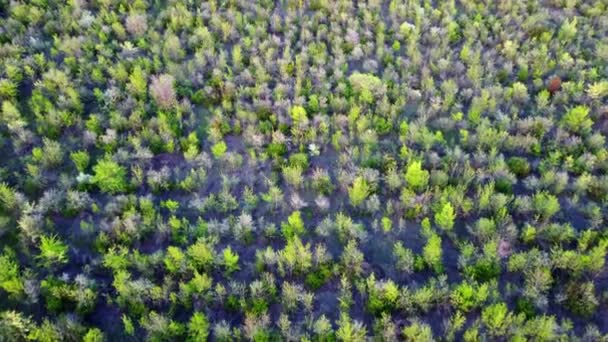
[548,76,562,94]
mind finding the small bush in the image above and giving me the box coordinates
[348,176,371,207]
[222,247,240,274]
[281,211,305,240]
[481,302,512,336]
[70,150,90,172]
[507,157,531,177]
[405,161,429,192]
[451,282,489,312]
[38,235,69,267]
[423,233,443,274]
[533,192,560,220]
[92,159,127,194]
[187,312,210,341]
[211,141,228,158]
[562,105,592,133]
[435,202,455,231]
[564,281,598,318]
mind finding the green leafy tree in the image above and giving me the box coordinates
[222,247,239,274]
[0,250,24,298]
[348,176,371,207]
[279,236,312,275]
[0,183,17,211]
[561,105,592,133]
[336,313,367,341]
[402,320,433,342]
[211,141,228,158]
[291,105,308,125]
[435,202,455,231]
[451,282,489,312]
[128,65,147,97]
[122,315,135,336]
[349,73,383,94]
[37,235,68,267]
[558,17,577,42]
[393,242,414,273]
[282,165,304,188]
[481,302,513,337]
[187,312,209,341]
[164,246,186,274]
[533,192,560,220]
[381,217,392,233]
[507,157,530,177]
[83,328,104,342]
[70,150,90,172]
[564,281,598,317]
[92,158,127,194]
[405,161,429,192]
[587,81,608,100]
[281,211,305,240]
[423,233,443,273]
[0,311,33,341]
[187,240,214,271]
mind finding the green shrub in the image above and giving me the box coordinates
[451,282,489,312]
[164,246,185,274]
[393,242,414,273]
[494,177,513,194]
[405,161,429,192]
[291,105,307,125]
[266,142,287,158]
[336,313,367,342]
[587,81,608,100]
[423,233,443,274]
[122,315,135,336]
[381,217,392,233]
[481,302,512,336]
[187,240,214,271]
[281,211,305,240]
[564,281,598,317]
[187,312,209,341]
[366,276,400,314]
[474,217,497,242]
[349,73,383,102]
[0,183,16,211]
[435,202,455,231]
[558,17,577,42]
[70,150,90,172]
[533,192,560,220]
[161,200,179,214]
[305,265,332,290]
[92,159,127,194]
[279,236,312,275]
[507,157,530,177]
[468,242,501,282]
[515,298,536,319]
[0,250,24,298]
[0,79,17,99]
[348,176,371,207]
[128,65,147,98]
[83,328,104,342]
[282,165,303,188]
[222,247,239,274]
[402,320,433,342]
[102,247,130,271]
[211,141,228,158]
[37,235,68,267]
[561,105,592,133]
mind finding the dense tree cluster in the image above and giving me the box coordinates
[0,0,607,340]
